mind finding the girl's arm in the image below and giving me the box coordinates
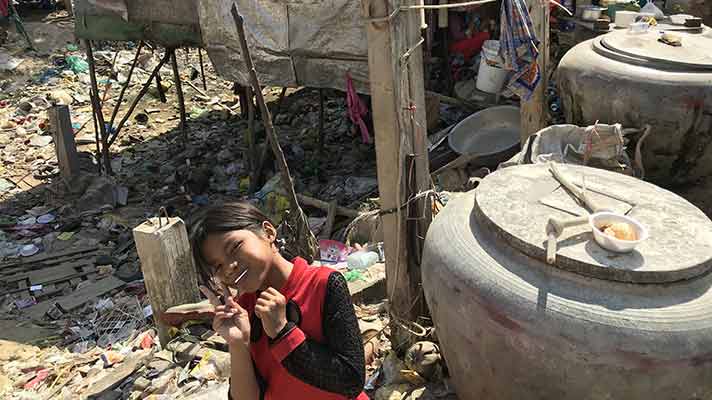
[269,272,365,397]
[228,343,263,400]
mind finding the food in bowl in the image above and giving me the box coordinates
[598,222,637,241]
[589,212,648,253]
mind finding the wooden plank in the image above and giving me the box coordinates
[28,264,82,285]
[48,105,81,181]
[520,0,550,144]
[0,247,99,270]
[2,260,94,283]
[361,0,432,346]
[57,276,125,311]
[133,217,201,346]
[25,276,125,319]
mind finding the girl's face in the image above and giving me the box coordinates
[200,222,277,294]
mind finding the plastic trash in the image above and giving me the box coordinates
[343,269,366,282]
[66,55,89,74]
[640,0,663,18]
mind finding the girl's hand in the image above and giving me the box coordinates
[255,288,288,339]
[200,283,251,347]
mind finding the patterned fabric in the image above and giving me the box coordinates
[499,0,541,100]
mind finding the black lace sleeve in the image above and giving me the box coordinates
[280,271,366,398]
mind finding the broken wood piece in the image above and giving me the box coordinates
[83,349,153,398]
[162,301,215,327]
[133,216,201,346]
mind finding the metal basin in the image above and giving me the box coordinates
[448,106,521,157]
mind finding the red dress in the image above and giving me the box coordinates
[237,258,369,400]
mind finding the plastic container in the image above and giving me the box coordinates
[347,251,379,270]
[629,21,650,33]
[589,212,649,253]
[476,40,508,94]
[615,11,639,27]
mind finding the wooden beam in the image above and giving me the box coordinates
[231,6,319,262]
[362,0,432,348]
[296,194,360,219]
[48,105,80,181]
[520,0,550,144]
[133,216,201,346]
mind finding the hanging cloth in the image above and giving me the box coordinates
[345,73,371,144]
[499,0,541,100]
[1,0,9,17]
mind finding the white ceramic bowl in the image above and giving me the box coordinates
[589,212,648,253]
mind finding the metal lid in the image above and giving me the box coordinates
[474,164,712,283]
[595,29,712,70]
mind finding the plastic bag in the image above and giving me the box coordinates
[641,1,664,18]
[66,56,89,74]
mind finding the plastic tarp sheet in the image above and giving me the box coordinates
[75,0,199,26]
[500,124,633,174]
[198,1,370,92]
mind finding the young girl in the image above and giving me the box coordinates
[189,202,368,400]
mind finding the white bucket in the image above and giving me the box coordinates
[476,40,508,94]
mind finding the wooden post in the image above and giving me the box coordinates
[362,0,432,347]
[133,216,201,346]
[319,200,339,240]
[520,0,550,145]
[170,49,189,142]
[246,86,256,175]
[48,105,80,181]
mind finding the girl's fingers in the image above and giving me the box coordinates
[254,305,268,316]
[220,281,237,308]
[256,298,273,308]
[200,285,221,307]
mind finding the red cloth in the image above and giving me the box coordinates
[449,31,491,61]
[0,0,9,18]
[346,73,371,144]
[238,258,369,400]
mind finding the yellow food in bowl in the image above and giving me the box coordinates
[599,222,637,241]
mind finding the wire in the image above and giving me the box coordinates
[402,0,497,9]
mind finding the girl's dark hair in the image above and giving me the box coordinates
[188,201,274,290]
